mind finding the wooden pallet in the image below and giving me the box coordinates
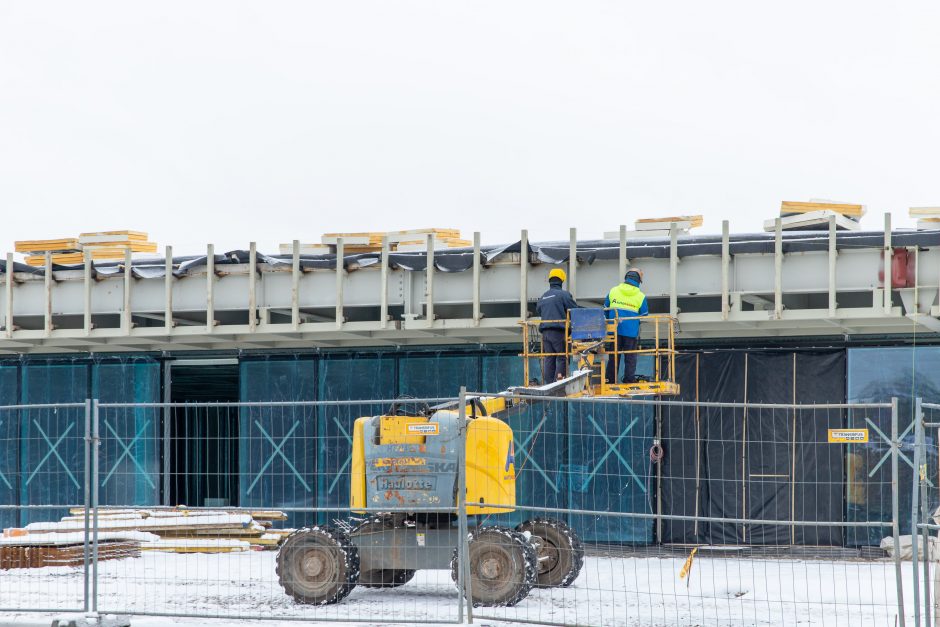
[0,541,139,569]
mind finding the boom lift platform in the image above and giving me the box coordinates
[521,310,680,397]
[275,311,679,608]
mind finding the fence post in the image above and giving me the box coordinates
[83,398,92,613]
[893,397,908,627]
[913,397,923,627]
[456,386,473,624]
[92,398,101,613]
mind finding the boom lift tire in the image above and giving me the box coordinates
[276,526,360,605]
[515,518,584,588]
[450,526,538,607]
[353,516,417,588]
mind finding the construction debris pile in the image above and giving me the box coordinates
[15,231,158,267]
[0,507,292,568]
[279,228,470,255]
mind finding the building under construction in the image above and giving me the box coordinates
[0,209,937,547]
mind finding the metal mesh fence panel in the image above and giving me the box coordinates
[465,393,906,627]
[92,398,463,624]
[0,394,920,625]
[0,402,89,613]
[913,402,940,625]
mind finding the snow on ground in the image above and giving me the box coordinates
[0,551,924,626]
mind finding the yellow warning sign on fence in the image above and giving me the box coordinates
[827,429,869,443]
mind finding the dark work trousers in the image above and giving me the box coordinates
[541,328,567,383]
[606,335,639,384]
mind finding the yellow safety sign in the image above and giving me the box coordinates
[827,429,869,443]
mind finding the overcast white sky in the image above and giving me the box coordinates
[1,1,939,256]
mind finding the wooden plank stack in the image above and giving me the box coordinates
[603,215,704,240]
[0,530,149,569]
[54,507,292,553]
[768,200,865,232]
[16,231,158,267]
[910,207,940,230]
[780,201,865,220]
[279,228,470,255]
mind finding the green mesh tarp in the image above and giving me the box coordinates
[0,365,19,529]
[567,400,655,543]
[316,354,396,521]
[20,363,87,525]
[94,359,161,507]
[0,357,163,525]
[239,357,317,528]
[847,346,940,544]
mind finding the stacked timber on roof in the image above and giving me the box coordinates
[768,200,865,232]
[279,228,470,255]
[911,207,940,230]
[604,215,704,239]
[16,231,158,267]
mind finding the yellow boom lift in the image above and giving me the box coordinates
[276,310,678,607]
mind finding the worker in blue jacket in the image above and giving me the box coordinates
[536,268,578,383]
[604,268,648,384]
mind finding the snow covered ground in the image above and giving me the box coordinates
[0,551,924,626]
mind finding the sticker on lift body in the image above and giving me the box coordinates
[407,423,440,435]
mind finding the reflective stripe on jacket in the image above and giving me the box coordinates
[604,281,648,337]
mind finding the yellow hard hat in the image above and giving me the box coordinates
[548,268,567,282]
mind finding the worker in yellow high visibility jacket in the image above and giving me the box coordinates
[603,268,648,384]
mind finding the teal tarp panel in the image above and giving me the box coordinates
[20,363,88,525]
[399,353,480,398]
[239,358,317,527]
[486,401,569,530]
[566,400,655,543]
[0,365,19,528]
[847,347,940,544]
[317,355,396,518]
[482,351,541,391]
[93,360,161,507]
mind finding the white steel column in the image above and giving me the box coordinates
[569,227,577,300]
[291,239,300,330]
[828,216,837,317]
[884,213,893,314]
[206,244,215,333]
[164,246,173,334]
[335,237,345,329]
[248,243,257,332]
[44,252,52,336]
[774,218,783,319]
[426,233,435,326]
[520,229,528,319]
[4,253,13,338]
[669,223,678,317]
[380,236,389,329]
[83,250,92,335]
[472,232,481,327]
[721,220,730,320]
